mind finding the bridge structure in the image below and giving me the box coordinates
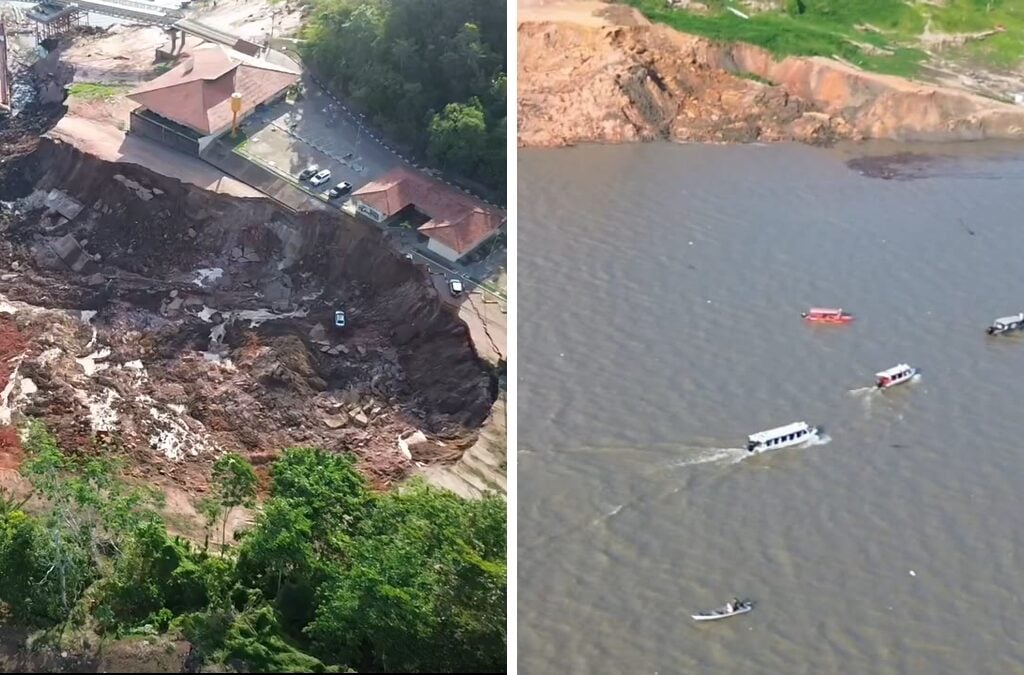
[27,0,257,53]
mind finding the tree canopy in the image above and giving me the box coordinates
[301,0,507,196]
[0,424,506,673]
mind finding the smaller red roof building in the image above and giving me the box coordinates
[352,168,504,261]
[128,45,299,137]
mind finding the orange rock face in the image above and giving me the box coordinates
[518,2,1024,148]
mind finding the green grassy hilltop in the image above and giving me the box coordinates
[622,0,1024,79]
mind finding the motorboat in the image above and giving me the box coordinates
[987,313,1024,336]
[801,307,853,324]
[692,599,752,622]
[875,363,917,389]
[746,421,817,453]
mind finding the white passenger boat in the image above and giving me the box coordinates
[746,421,817,454]
[875,364,917,389]
[987,313,1024,336]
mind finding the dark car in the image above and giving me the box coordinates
[298,165,319,181]
[327,182,353,199]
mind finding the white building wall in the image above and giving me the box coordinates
[426,238,462,262]
[354,200,386,223]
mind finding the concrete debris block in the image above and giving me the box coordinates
[44,189,83,221]
[152,188,164,196]
[264,279,292,303]
[322,412,349,429]
[187,228,197,238]
[328,345,344,356]
[356,345,367,356]
[230,246,244,259]
[351,411,370,428]
[404,430,429,450]
[370,405,382,417]
[0,273,18,281]
[112,174,155,201]
[309,323,329,345]
[319,345,332,353]
[397,436,412,460]
[84,272,105,286]
[49,233,93,273]
[336,344,350,354]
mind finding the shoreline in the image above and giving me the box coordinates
[518,1,1024,150]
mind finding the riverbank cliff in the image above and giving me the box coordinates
[518,1,1024,148]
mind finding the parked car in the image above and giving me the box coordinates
[448,278,464,297]
[310,169,332,186]
[327,182,352,199]
[298,165,319,181]
[334,310,346,328]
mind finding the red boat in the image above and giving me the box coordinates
[801,307,853,324]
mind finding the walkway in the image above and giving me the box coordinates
[47,0,241,50]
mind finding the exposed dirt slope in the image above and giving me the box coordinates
[0,139,495,498]
[518,1,1024,147]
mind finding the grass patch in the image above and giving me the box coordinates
[620,0,1024,75]
[67,83,130,100]
[735,70,775,85]
[621,0,926,76]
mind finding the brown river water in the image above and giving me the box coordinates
[519,141,1024,674]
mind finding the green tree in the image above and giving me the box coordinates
[301,0,507,191]
[269,447,370,543]
[198,496,224,553]
[307,480,506,672]
[235,498,314,601]
[428,100,488,177]
[211,452,258,549]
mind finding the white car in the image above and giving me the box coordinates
[310,169,332,186]
[448,278,464,296]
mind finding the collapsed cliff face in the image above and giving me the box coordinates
[518,2,1024,148]
[0,139,495,489]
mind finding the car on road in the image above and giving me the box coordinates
[448,278,465,297]
[327,182,352,199]
[298,165,319,181]
[310,169,332,187]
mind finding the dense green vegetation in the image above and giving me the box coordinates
[0,423,506,672]
[301,0,506,196]
[622,0,1024,76]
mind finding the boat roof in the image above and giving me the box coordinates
[993,313,1024,325]
[808,307,842,314]
[748,421,810,443]
[875,363,912,378]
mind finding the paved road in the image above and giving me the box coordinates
[235,70,506,302]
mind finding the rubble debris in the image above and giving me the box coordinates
[0,137,496,494]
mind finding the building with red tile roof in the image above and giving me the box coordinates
[352,168,505,262]
[128,45,298,149]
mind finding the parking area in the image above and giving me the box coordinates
[237,73,402,198]
[228,75,506,301]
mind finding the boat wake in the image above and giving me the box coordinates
[803,433,832,448]
[664,447,748,469]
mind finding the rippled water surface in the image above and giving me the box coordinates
[519,142,1024,674]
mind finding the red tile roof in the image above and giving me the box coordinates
[128,46,299,135]
[353,168,505,255]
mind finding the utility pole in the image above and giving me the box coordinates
[0,21,10,112]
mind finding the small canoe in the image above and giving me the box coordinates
[692,602,752,622]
